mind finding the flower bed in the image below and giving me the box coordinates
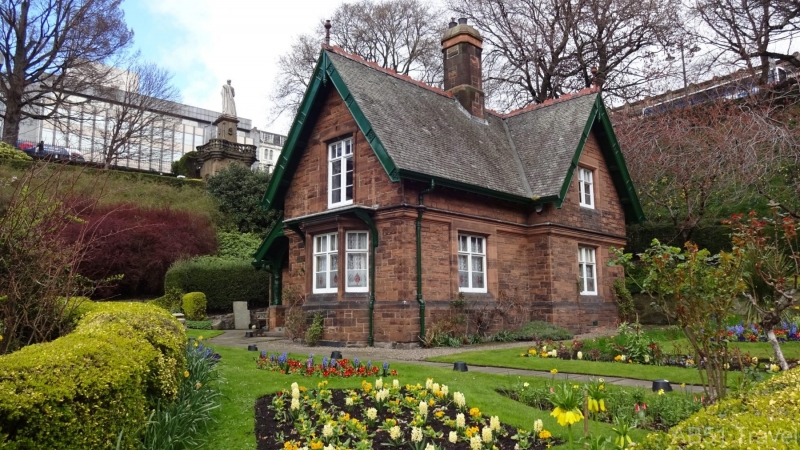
[500,376,703,433]
[726,321,800,342]
[255,352,398,378]
[255,378,559,449]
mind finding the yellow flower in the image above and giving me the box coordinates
[195,382,202,389]
[184,371,190,378]
[310,441,323,450]
[550,369,558,374]
[550,406,583,426]
[465,426,479,437]
[435,411,445,418]
[680,383,686,389]
[197,335,203,341]
[469,407,481,417]
[539,430,552,439]
[658,389,665,395]
[193,341,198,347]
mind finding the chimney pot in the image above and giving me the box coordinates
[458,17,468,24]
[449,18,457,28]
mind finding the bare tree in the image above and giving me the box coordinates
[614,94,800,243]
[449,0,681,110]
[694,0,800,85]
[270,0,443,122]
[90,61,180,169]
[0,0,132,146]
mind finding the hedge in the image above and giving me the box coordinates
[0,301,186,449]
[183,292,207,321]
[165,256,269,312]
[640,368,800,449]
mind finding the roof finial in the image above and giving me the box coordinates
[590,66,599,91]
[324,20,332,47]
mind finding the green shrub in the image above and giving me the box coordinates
[216,230,262,259]
[305,313,324,346]
[182,292,207,321]
[165,256,269,312]
[512,321,573,341]
[151,287,184,313]
[640,368,800,449]
[185,320,212,330]
[0,301,186,449]
[170,151,199,178]
[0,142,32,161]
[613,278,636,322]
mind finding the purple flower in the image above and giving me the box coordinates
[261,350,267,359]
[354,358,360,368]
[383,361,389,371]
[322,356,328,368]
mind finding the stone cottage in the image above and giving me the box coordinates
[253,19,644,346]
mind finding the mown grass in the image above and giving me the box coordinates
[187,329,224,340]
[196,346,649,450]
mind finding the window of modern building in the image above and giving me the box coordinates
[346,231,369,292]
[328,137,354,208]
[458,234,486,293]
[313,232,338,294]
[578,246,597,295]
[578,167,594,208]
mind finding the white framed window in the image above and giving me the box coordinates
[458,234,487,293]
[345,231,369,292]
[328,137,354,208]
[578,167,594,208]
[313,233,338,294]
[578,246,597,295]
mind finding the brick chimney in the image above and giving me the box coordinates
[442,18,484,118]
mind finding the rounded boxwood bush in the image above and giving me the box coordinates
[182,292,207,321]
[0,302,186,449]
[0,142,32,161]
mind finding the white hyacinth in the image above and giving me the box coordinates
[482,426,493,443]
[411,427,423,443]
[577,351,583,360]
[470,435,483,450]
[533,419,543,433]
[376,388,390,402]
[291,382,299,391]
[456,413,466,428]
[441,385,449,396]
[621,355,627,361]
[375,378,383,390]
[425,444,435,450]
[389,426,402,440]
[366,408,377,420]
[322,423,334,438]
[393,379,400,389]
[291,388,300,400]
[490,415,501,432]
[324,446,335,450]
[345,397,354,406]
[426,378,434,389]
[449,431,458,443]
[644,354,650,363]
[548,349,558,357]
[432,382,440,393]
[290,398,300,410]
[419,401,428,416]
[453,392,466,408]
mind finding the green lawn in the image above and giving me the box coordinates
[186,329,224,340]
[196,346,650,450]
[658,338,800,359]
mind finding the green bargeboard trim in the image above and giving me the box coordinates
[260,50,400,212]
[556,95,645,224]
[252,214,286,266]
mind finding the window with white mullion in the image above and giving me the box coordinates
[578,246,597,295]
[578,167,594,208]
[345,231,369,292]
[458,234,486,293]
[313,233,338,294]
[328,138,354,208]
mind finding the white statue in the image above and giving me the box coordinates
[221,79,237,117]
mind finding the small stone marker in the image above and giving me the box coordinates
[233,301,249,330]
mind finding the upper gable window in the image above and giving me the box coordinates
[328,138,354,208]
[578,167,594,209]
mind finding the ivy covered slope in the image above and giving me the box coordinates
[640,368,800,449]
[0,301,186,449]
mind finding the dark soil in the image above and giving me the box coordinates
[255,388,560,449]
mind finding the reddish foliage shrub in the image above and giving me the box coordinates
[62,203,217,298]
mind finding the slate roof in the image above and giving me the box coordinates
[327,49,599,200]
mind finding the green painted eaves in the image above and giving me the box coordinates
[556,95,645,224]
[259,50,399,212]
[252,214,286,267]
